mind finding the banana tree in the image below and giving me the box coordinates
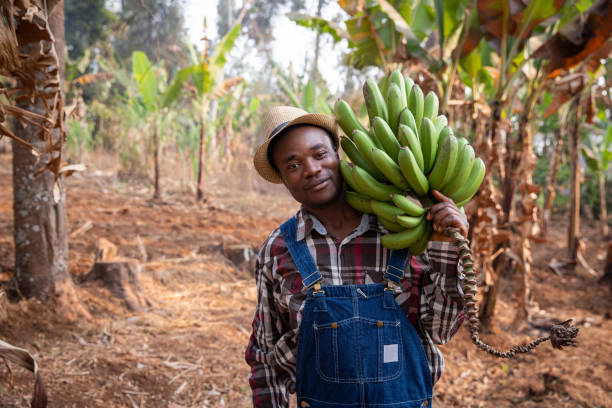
[209,81,260,171]
[164,23,242,201]
[131,51,171,200]
[290,0,440,72]
[581,125,612,236]
[459,0,612,327]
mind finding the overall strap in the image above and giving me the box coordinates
[279,216,323,289]
[385,248,410,284]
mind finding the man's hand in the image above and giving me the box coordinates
[426,190,469,242]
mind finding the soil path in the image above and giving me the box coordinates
[0,152,610,408]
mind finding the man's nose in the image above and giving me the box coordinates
[303,157,322,177]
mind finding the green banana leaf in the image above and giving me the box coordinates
[520,0,566,35]
[209,23,241,78]
[376,0,439,68]
[163,65,194,108]
[410,0,436,42]
[131,51,159,112]
[287,12,350,43]
[302,80,315,113]
[581,145,600,172]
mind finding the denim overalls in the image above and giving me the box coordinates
[280,216,433,408]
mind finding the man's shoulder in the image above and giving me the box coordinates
[257,219,292,261]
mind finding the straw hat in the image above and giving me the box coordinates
[253,106,339,183]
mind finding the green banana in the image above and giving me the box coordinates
[378,216,405,233]
[399,107,418,137]
[449,157,486,204]
[423,91,439,121]
[408,84,424,131]
[456,136,469,155]
[437,125,453,145]
[434,115,447,134]
[334,99,367,139]
[398,124,424,172]
[340,136,386,181]
[441,144,475,197]
[390,193,425,217]
[368,126,384,150]
[395,214,424,228]
[352,164,402,202]
[387,83,405,135]
[372,116,401,162]
[427,132,458,191]
[345,191,374,214]
[371,147,410,190]
[363,78,388,124]
[371,199,405,221]
[340,159,361,192]
[408,220,432,256]
[420,117,439,174]
[404,76,414,105]
[378,75,389,100]
[381,217,426,250]
[398,147,429,196]
[389,70,407,108]
[353,129,379,170]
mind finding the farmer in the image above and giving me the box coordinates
[245,106,468,408]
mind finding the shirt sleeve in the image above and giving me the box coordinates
[245,242,296,408]
[416,240,465,344]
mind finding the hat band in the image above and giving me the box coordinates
[268,121,290,139]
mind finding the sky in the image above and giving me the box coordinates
[182,0,350,93]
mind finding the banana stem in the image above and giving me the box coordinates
[444,226,579,357]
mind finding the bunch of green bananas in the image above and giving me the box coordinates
[334,70,486,254]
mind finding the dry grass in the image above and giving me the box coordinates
[0,151,611,408]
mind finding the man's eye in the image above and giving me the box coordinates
[287,162,299,170]
[316,150,327,159]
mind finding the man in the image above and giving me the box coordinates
[246,106,467,408]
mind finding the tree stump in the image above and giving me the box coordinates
[0,290,7,323]
[601,241,612,292]
[83,261,152,312]
[222,242,256,275]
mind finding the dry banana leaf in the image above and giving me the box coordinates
[0,0,65,178]
[533,0,612,78]
[0,339,47,408]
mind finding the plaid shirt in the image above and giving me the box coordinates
[245,209,465,408]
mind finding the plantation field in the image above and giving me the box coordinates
[0,151,611,408]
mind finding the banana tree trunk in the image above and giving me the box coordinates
[196,105,207,202]
[568,96,582,262]
[196,121,206,201]
[511,113,539,328]
[542,128,564,235]
[475,102,506,329]
[311,0,324,82]
[152,122,161,200]
[12,3,68,301]
[11,0,87,318]
[599,172,608,236]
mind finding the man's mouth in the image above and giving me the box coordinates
[305,177,331,191]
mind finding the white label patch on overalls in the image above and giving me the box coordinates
[384,344,398,363]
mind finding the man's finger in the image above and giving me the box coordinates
[432,189,452,203]
[428,202,459,220]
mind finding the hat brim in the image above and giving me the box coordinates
[253,113,339,184]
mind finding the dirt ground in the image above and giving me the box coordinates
[0,151,611,408]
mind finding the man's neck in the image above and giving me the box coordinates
[303,199,362,241]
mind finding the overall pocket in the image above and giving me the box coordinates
[313,317,402,383]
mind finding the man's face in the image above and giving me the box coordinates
[272,125,343,209]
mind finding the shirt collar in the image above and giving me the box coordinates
[295,208,385,241]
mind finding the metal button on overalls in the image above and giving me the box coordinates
[281,216,433,408]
